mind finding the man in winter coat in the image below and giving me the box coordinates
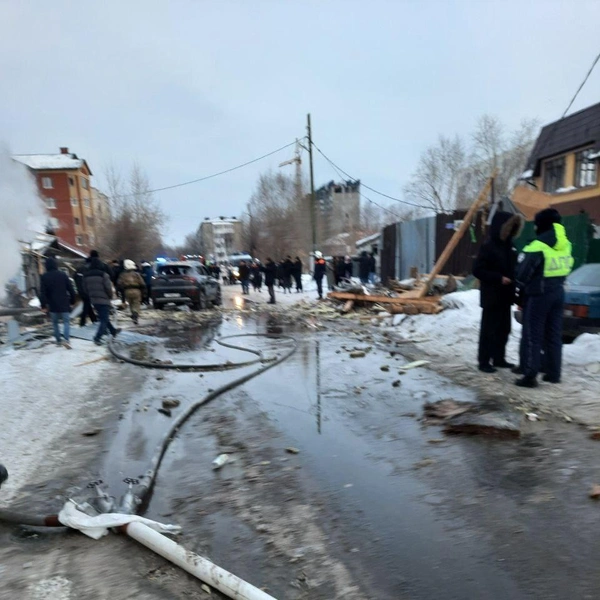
[141,262,154,305]
[238,260,251,295]
[262,258,278,304]
[282,256,294,293]
[293,257,303,292]
[84,257,120,345]
[117,260,147,324]
[368,253,377,284]
[358,251,370,284]
[251,260,263,292]
[473,211,524,373]
[313,251,327,299]
[40,257,76,348]
[75,258,97,327]
[334,257,345,286]
[514,208,573,388]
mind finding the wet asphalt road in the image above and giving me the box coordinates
[99,314,600,599]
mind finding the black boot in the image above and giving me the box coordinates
[479,364,497,374]
[515,376,538,388]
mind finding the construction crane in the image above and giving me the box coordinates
[278,138,304,202]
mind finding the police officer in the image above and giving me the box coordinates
[515,209,573,388]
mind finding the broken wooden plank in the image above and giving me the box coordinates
[418,170,497,298]
[328,292,440,305]
[341,300,354,313]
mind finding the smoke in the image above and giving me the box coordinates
[0,147,47,289]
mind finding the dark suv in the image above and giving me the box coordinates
[152,262,221,310]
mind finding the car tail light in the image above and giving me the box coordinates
[565,304,588,318]
[182,276,196,283]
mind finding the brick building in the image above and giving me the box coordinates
[13,147,97,250]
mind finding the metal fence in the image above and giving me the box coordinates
[397,217,436,280]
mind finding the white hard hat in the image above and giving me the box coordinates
[124,259,136,270]
[314,251,323,259]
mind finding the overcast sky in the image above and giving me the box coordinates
[1,0,599,244]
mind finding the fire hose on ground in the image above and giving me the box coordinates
[0,330,298,600]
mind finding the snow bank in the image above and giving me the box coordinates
[564,333,600,366]
[0,339,109,505]
[396,290,521,362]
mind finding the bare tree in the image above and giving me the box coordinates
[404,135,467,213]
[97,163,167,262]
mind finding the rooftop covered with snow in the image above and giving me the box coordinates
[12,149,92,174]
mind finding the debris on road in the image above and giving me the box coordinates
[423,399,472,423]
[212,454,230,470]
[349,351,366,358]
[443,397,522,438]
[285,447,300,454]
[162,398,181,409]
[392,380,401,387]
[157,407,172,417]
[526,413,540,422]
[399,360,430,372]
[589,485,600,499]
[81,428,102,437]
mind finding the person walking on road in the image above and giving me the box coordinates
[262,258,277,304]
[293,256,303,292]
[141,262,154,305]
[358,251,370,285]
[40,257,76,349]
[282,256,294,293]
[117,260,147,325]
[515,208,573,388]
[238,260,251,295]
[313,251,327,300]
[473,211,524,374]
[84,256,121,346]
[74,257,97,327]
[251,260,263,292]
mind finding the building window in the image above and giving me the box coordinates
[543,156,565,193]
[42,176,53,189]
[49,217,59,229]
[575,148,598,188]
[86,216,94,226]
[81,177,89,190]
[69,176,75,186]
[75,236,83,246]
[84,198,90,208]
[74,217,80,225]
[45,197,57,209]
[71,197,78,206]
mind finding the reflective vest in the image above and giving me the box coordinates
[523,223,573,278]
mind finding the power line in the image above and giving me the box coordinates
[111,139,301,199]
[310,141,429,210]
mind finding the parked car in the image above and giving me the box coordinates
[515,263,600,340]
[151,261,221,310]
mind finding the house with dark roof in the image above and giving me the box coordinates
[514,102,600,222]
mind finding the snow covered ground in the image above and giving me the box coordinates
[0,338,110,505]
[388,290,600,424]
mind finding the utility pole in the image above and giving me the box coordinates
[307,113,317,253]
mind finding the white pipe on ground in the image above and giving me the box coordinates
[123,521,278,600]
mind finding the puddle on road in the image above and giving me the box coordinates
[96,314,600,600]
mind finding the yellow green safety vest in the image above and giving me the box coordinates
[523,223,574,278]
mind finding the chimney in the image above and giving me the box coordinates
[60,147,69,154]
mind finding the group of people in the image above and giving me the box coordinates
[474,208,574,388]
[40,250,156,348]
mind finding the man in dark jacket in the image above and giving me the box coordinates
[293,257,303,292]
[514,209,573,388]
[313,251,327,299]
[358,251,370,284]
[262,258,278,304]
[238,260,251,295]
[40,257,76,348]
[334,257,345,286]
[141,262,154,305]
[344,255,353,279]
[473,212,524,373]
[84,257,120,345]
[368,253,377,284]
[251,260,263,292]
[75,258,97,327]
[282,256,294,293]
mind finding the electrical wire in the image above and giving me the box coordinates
[311,141,429,210]
[111,140,302,199]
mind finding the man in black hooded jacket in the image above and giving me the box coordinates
[473,211,524,373]
[40,257,76,348]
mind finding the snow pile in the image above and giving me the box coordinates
[0,339,108,505]
[396,290,521,362]
[564,333,600,366]
[0,147,47,289]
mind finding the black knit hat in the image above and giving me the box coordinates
[534,208,562,234]
[89,249,100,258]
